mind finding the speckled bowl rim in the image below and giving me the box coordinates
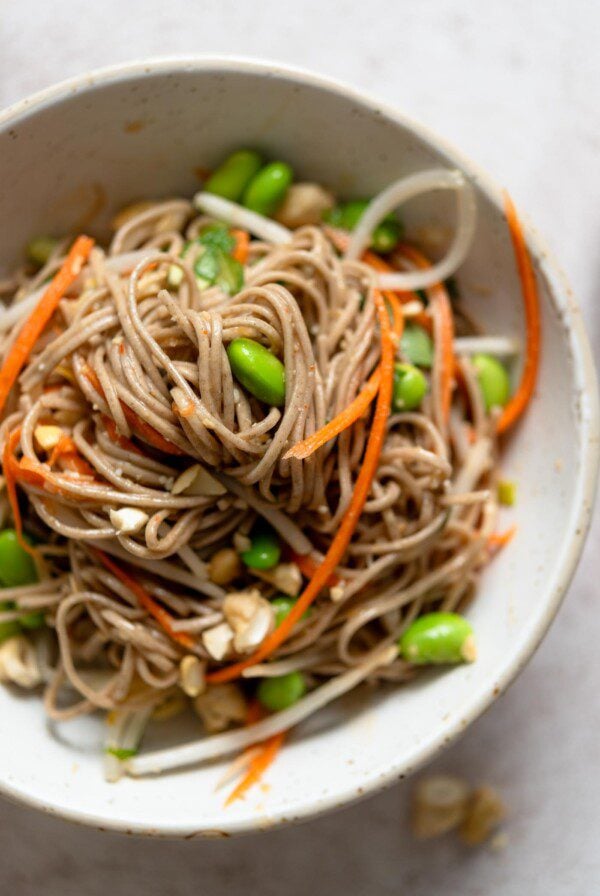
[0,56,598,838]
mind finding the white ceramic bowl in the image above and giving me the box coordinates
[0,58,598,837]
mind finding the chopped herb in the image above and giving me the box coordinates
[199,224,235,253]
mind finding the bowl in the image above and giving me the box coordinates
[0,57,598,837]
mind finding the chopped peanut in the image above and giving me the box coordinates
[411,774,470,838]
[459,786,506,845]
[208,548,242,586]
[178,655,206,697]
[193,683,247,733]
[201,622,234,661]
[223,589,275,654]
[171,464,226,497]
[34,425,64,452]
[275,183,334,228]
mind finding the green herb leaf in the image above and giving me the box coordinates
[199,224,235,253]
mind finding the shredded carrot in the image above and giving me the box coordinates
[47,434,96,478]
[291,551,340,587]
[497,193,541,433]
[208,291,394,684]
[2,428,38,558]
[101,415,145,456]
[0,235,94,416]
[92,549,195,649]
[411,311,433,334]
[230,229,250,264]
[285,371,380,461]
[83,365,185,456]
[225,731,286,806]
[488,524,517,551]
[397,243,454,423]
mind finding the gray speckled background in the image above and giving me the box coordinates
[1,2,599,893]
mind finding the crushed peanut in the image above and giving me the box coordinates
[208,548,242,586]
[411,774,470,838]
[171,464,226,497]
[193,683,247,733]
[178,655,206,698]
[201,622,234,661]
[223,589,275,654]
[459,785,506,846]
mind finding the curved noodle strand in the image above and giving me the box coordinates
[207,290,395,683]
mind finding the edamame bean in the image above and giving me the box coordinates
[324,200,401,254]
[271,595,310,627]
[243,162,293,216]
[0,607,21,645]
[205,150,263,202]
[0,529,37,588]
[257,671,306,712]
[399,612,476,664]
[26,236,58,268]
[400,323,434,368]
[20,611,45,629]
[241,527,281,570]
[472,354,510,411]
[392,363,428,411]
[227,338,286,406]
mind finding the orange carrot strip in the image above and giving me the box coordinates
[488,524,517,551]
[2,429,39,558]
[0,236,94,416]
[83,365,185,456]
[496,193,541,434]
[284,371,380,461]
[291,551,340,588]
[47,435,97,478]
[230,229,250,264]
[101,415,145,456]
[207,291,394,684]
[396,243,454,423]
[92,549,195,649]
[225,731,286,806]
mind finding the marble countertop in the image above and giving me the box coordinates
[1,2,599,893]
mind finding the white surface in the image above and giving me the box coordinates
[1,57,598,837]
[0,0,598,891]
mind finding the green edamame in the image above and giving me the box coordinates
[205,150,263,202]
[472,354,510,411]
[227,338,286,406]
[0,608,21,645]
[243,162,293,216]
[392,363,428,411]
[257,671,306,712]
[399,612,476,665]
[271,595,311,628]
[241,527,281,570]
[26,236,58,268]
[400,323,434,368]
[0,529,38,588]
[324,200,401,254]
[20,611,45,630]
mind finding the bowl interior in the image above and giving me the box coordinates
[0,60,597,836]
